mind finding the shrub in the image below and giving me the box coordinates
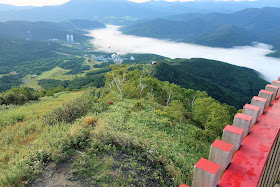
[37,90,47,98]
[0,95,5,105]
[0,87,39,105]
[4,92,27,105]
[42,97,92,125]
[45,89,54,97]
[132,100,145,111]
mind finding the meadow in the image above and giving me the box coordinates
[0,91,83,186]
[20,58,102,91]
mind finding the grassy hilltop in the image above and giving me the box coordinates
[0,65,240,186]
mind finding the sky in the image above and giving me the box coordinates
[0,0,70,6]
[0,0,257,7]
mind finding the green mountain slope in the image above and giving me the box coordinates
[0,66,238,186]
[152,59,268,108]
[0,19,105,42]
[122,7,280,50]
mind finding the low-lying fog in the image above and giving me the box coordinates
[89,25,280,81]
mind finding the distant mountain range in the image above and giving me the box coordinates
[0,1,279,56]
[0,0,280,23]
[122,7,280,54]
[0,19,105,42]
[0,0,166,23]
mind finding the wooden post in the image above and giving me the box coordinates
[192,158,221,187]
[243,104,261,130]
[258,90,274,109]
[209,139,234,177]
[265,84,279,102]
[272,80,280,98]
[251,96,267,117]
[233,113,252,135]
[222,125,245,153]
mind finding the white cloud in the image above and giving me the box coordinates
[129,0,197,2]
[0,0,70,7]
[129,0,256,2]
[215,0,256,1]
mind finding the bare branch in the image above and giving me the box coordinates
[166,87,172,106]
[139,71,146,97]
[112,71,123,100]
[122,67,129,82]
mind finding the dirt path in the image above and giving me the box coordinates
[28,160,90,187]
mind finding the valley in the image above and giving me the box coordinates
[0,1,279,186]
[89,25,280,82]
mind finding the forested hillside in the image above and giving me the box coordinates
[0,39,94,92]
[152,59,268,108]
[122,7,280,54]
[35,58,268,108]
[0,19,105,42]
[0,39,60,92]
[0,31,268,108]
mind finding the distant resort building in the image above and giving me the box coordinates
[49,38,59,42]
[111,54,117,61]
[111,54,123,63]
[95,54,125,63]
[152,61,157,65]
[70,34,74,44]
[130,56,135,61]
[66,34,74,45]
[26,31,32,41]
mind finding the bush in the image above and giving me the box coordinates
[0,87,39,105]
[0,95,5,105]
[4,92,27,105]
[45,89,55,97]
[42,97,92,125]
[37,90,47,98]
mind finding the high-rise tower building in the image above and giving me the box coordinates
[26,31,32,41]
[70,34,74,44]
[66,34,70,45]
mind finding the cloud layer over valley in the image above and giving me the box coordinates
[89,25,280,81]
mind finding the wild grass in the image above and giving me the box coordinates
[38,66,75,80]
[71,138,173,186]
[21,77,43,90]
[92,99,210,185]
[0,88,210,186]
[21,66,84,91]
[0,91,83,186]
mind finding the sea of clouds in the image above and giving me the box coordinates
[89,25,280,81]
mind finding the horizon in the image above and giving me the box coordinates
[0,0,262,7]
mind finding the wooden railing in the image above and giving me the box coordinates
[182,77,280,187]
